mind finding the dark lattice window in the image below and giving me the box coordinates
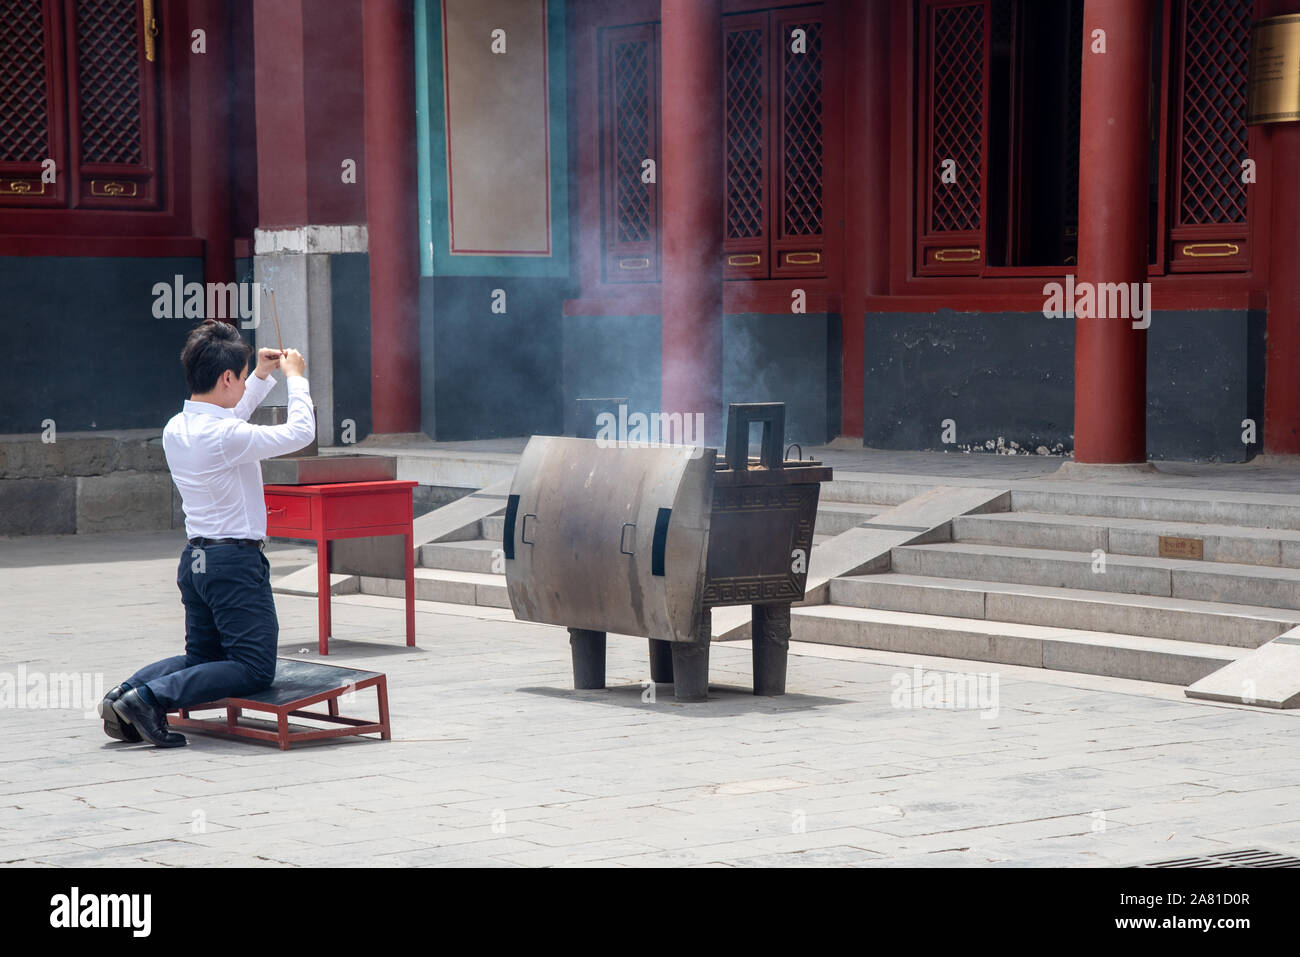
[780,20,822,238]
[0,0,161,211]
[600,23,659,282]
[929,4,983,233]
[1,0,52,165]
[1169,0,1251,271]
[76,0,145,166]
[725,28,765,242]
[0,0,64,205]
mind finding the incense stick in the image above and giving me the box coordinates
[266,288,285,354]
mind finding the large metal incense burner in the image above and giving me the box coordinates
[504,403,831,701]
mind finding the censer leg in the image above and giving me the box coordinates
[671,608,711,702]
[648,638,674,683]
[569,628,606,689]
[752,603,790,696]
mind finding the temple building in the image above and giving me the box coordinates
[2,0,1297,465]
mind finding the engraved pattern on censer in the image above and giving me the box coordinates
[702,485,818,607]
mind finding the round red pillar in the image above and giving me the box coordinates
[660,0,724,437]
[363,0,422,435]
[1262,11,1300,453]
[1073,0,1152,463]
[841,0,891,439]
[190,0,234,286]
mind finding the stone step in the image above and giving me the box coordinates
[271,564,359,598]
[829,573,1295,648]
[814,501,884,536]
[418,538,502,573]
[791,604,1245,685]
[954,511,1300,567]
[820,473,938,507]
[891,542,1300,610]
[359,568,509,608]
[1010,484,1300,531]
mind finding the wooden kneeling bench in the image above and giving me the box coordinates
[169,659,391,750]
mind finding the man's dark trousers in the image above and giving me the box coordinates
[128,543,278,709]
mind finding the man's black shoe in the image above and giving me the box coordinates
[99,683,141,742]
[112,689,187,748]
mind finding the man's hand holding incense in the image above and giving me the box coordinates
[253,347,284,380]
[280,348,306,378]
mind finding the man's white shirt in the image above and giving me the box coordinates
[163,372,316,540]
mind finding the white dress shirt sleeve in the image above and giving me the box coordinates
[231,371,277,421]
[220,376,316,465]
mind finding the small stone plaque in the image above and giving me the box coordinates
[1159,535,1204,560]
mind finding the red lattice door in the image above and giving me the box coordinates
[0,0,161,212]
[721,5,827,281]
[66,0,162,209]
[600,23,660,283]
[1168,0,1251,272]
[916,0,989,276]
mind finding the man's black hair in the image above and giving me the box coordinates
[180,320,253,394]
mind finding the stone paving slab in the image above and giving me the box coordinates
[4,528,1300,867]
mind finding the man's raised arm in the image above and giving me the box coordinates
[221,349,316,464]
[231,347,284,421]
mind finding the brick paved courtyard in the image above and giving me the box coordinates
[4,529,1300,868]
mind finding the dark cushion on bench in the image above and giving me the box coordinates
[236,659,383,707]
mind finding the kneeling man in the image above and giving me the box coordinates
[103,319,316,747]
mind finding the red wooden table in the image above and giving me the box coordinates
[264,480,417,655]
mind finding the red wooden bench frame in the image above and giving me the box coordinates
[170,669,390,750]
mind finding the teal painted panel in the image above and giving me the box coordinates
[416,0,569,278]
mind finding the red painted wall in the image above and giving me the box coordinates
[305,0,367,225]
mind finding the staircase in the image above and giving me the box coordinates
[794,493,1300,685]
[340,462,1300,691]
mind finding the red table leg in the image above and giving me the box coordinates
[404,531,415,646]
[316,535,331,655]
[377,677,391,741]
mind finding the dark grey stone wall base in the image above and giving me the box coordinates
[0,257,201,434]
[427,276,566,440]
[75,471,175,534]
[561,313,838,447]
[862,309,1263,463]
[0,432,179,536]
[0,478,77,536]
[0,431,167,480]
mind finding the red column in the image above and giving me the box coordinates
[660,0,723,437]
[841,0,891,438]
[1073,0,1151,463]
[1262,3,1300,453]
[1264,133,1300,454]
[362,0,421,435]
[189,0,234,285]
[252,0,309,229]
